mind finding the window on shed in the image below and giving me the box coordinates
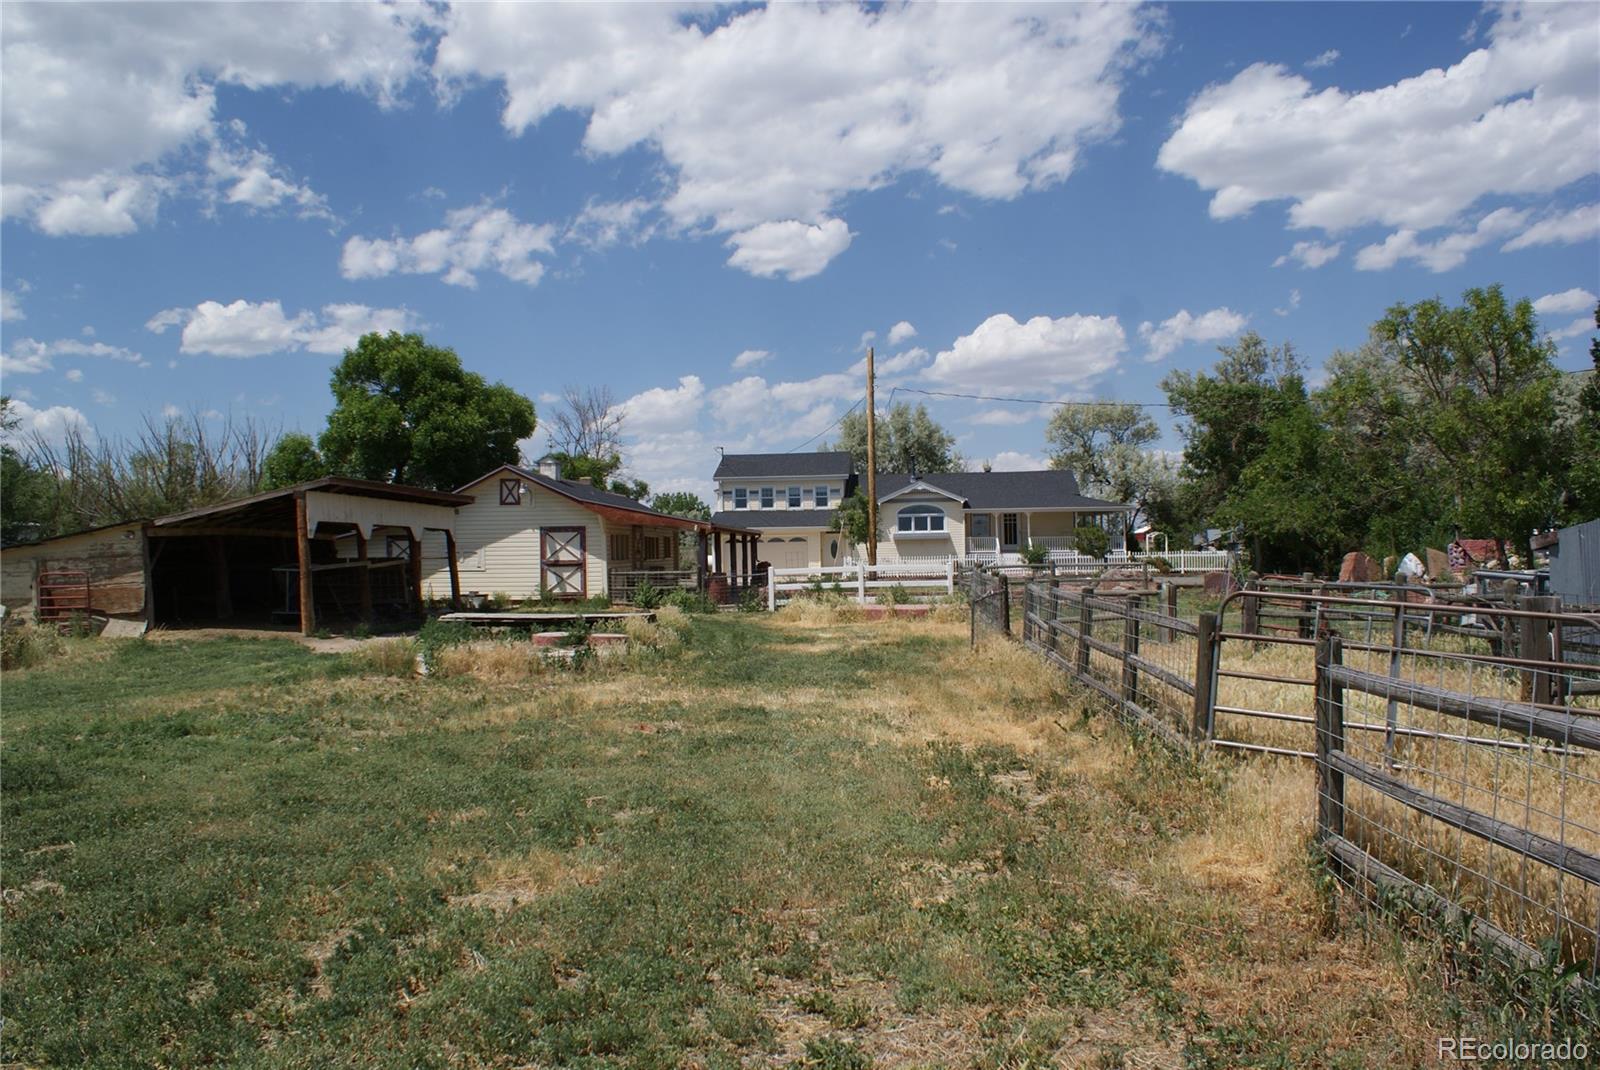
[787,486,801,508]
[499,478,522,505]
[896,503,946,533]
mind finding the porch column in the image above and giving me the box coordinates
[355,527,373,627]
[696,529,708,590]
[295,491,315,636]
[1025,512,1033,550]
[407,527,423,612]
[444,529,462,611]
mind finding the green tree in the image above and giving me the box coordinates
[318,332,535,490]
[829,491,876,547]
[1559,302,1600,523]
[260,432,328,489]
[1043,402,1176,517]
[0,397,58,543]
[1372,285,1562,558]
[545,452,648,500]
[831,402,962,474]
[650,491,710,520]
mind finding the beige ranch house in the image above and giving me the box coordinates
[708,451,1132,570]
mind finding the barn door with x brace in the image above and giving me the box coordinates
[541,526,587,599]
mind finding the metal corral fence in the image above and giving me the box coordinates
[1010,573,1600,991]
[766,561,956,609]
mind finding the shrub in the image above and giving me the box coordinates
[738,588,764,613]
[877,583,912,606]
[489,590,513,610]
[631,578,662,610]
[1020,544,1048,566]
[654,604,690,632]
[345,637,418,676]
[1148,555,1173,574]
[663,589,715,614]
[560,615,593,648]
[0,620,65,670]
[1072,523,1110,560]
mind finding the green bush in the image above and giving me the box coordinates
[1073,523,1110,560]
[631,578,662,610]
[1020,544,1048,565]
[876,583,912,606]
[0,621,65,670]
[737,588,764,613]
[664,590,716,614]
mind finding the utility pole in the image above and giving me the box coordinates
[865,346,878,566]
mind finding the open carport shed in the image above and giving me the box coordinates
[145,478,472,634]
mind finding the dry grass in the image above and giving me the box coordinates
[447,847,606,914]
[431,640,546,682]
[343,637,419,677]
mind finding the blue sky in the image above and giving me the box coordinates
[3,1,1596,502]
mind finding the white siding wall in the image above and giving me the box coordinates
[421,476,610,599]
[715,478,845,514]
[868,494,965,564]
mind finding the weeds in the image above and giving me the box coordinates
[1,620,65,669]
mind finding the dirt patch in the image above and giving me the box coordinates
[305,926,354,999]
[447,848,605,914]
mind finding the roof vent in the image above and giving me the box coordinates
[536,454,561,479]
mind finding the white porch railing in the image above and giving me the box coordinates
[847,548,1230,573]
[767,562,956,609]
[965,536,999,556]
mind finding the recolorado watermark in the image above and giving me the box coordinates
[1438,1037,1589,1063]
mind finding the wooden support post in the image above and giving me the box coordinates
[1498,578,1519,658]
[1193,612,1218,741]
[444,529,462,612]
[1298,571,1315,639]
[695,530,709,592]
[1076,586,1094,675]
[1241,571,1260,637]
[1517,595,1559,705]
[1314,634,1346,864]
[210,536,233,620]
[1120,603,1139,705]
[355,528,373,627]
[408,528,423,614]
[1162,581,1177,642]
[999,574,1011,636]
[294,492,315,636]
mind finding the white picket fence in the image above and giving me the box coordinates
[767,561,956,610]
[846,549,1232,573]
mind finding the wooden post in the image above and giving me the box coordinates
[210,536,233,620]
[1298,571,1315,639]
[1314,634,1346,859]
[444,529,462,612]
[355,528,373,627]
[1498,578,1519,658]
[407,528,423,613]
[999,574,1011,635]
[1386,572,1406,760]
[1240,571,1260,637]
[1193,611,1218,741]
[865,347,877,567]
[294,492,315,636]
[695,530,709,592]
[1517,595,1558,705]
[1162,581,1177,642]
[1120,603,1139,705]
[1076,586,1094,676]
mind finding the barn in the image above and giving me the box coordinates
[0,477,471,635]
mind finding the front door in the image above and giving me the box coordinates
[1001,513,1020,550]
[541,526,586,599]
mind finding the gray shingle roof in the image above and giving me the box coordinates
[712,451,854,479]
[876,470,1129,511]
[709,509,839,531]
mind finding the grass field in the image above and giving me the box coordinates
[0,612,1571,1068]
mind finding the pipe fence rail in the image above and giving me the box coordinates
[1004,569,1600,992]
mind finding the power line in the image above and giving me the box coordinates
[786,394,865,453]
[891,386,1176,409]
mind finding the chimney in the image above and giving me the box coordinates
[536,454,561,479]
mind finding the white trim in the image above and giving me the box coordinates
[878,479,966,504]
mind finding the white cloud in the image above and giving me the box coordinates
[1273,240,1342,269]
[724,218,853,281]
[1353,206,1527,273]
[1304,49,1340,70]
[708,366,864,431]
[536,391,561,405]
[1503,203,1600,251]
[64,368,84,383]
[1138,307,1248,362]
[731,349,771,370]
[161,403,182,418]
[146,299,419,358]
[615,375,705,435]
[342,202,556,288]
[1158,5,1599,234]
[91,388,116,406]
[565,197,655,249]
[0,288,23,322]
[926,312,1126,392]
[1533,288,1597,316]
[869,347,931,377]
[204,129,331,220]
[1550,317,1595,342]
[433,2,1161,279]
[2,337,142,375]
[968,408,1040,427]
[887,321,918,346]
[0,398,91,445]
[1273,288,1302,317]
[1,2,432,235]
[989,450,1048,472]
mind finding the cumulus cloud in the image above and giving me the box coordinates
[988,450,1048,472]
[1158,5,1598,234]
[342,202,556,288]
[724,218,853,281]
[887,320,917,345]
[2,337,143,375]
[146,299,419,357]
[1273,240,1342,269]
[1503,202,1600,252]
[1273,288,1302,317]
[433,2,1161,279]
[731,349,771,369]
[1353,206,1527,272]
[1139,307,1248,361]
[1304,49,1340,70]
[615,375,706,435]
[1533,288,1598,316]
[565,197,656,249]
[925,313,1125,392]
[0,398,91,445]
[204,126,331,220]
[1,2,432,235]
[1,288,23,322]
[967,408,1040,427]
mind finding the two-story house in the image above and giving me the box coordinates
[708,451,1134,570]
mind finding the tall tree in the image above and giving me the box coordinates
[0,397,57,543]
[831,402,962,474]
[650,491,710,520]
[1043,402,1175,517]
[1558,302,1600,523]
[1372,285,1562,557]
[538,385,648,497]
[318,332,536,490]
[260,432,328,490]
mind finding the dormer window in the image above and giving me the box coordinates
[499,478,522,505]
[734,488,748,509]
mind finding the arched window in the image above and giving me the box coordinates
[896,503,946,533]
